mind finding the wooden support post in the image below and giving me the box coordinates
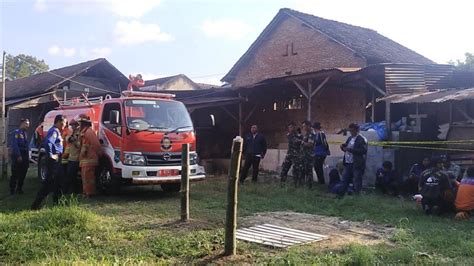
[224,137,243,256]
[221,106,239,122]
[307,80,312,121]
[1,51,6,180]
[456,106,474,122]
[371,90,375,122]
[292,80,308,99]
[244,104,258,123]
[310,76,330,98]
[365,79,387,96]
[180,143,190,222]
[449,102,453,125]
[238,93,243,137]
[385,100,391,140]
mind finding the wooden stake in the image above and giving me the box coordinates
[224,137,243,256]
[1,51,7,180]
[180,143,190,222]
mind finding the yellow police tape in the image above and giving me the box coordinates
[328,140,474,152]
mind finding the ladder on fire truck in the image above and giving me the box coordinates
[53,93,111,108]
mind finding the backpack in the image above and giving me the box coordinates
[420,172,442,200]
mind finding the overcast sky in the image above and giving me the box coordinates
[1,0,472,85]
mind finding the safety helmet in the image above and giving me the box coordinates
[76,114,91,123]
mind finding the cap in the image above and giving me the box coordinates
[312,122,321,129]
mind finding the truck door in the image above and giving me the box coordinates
[101,103,123,157]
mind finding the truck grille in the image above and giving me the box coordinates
[144,153,182,166]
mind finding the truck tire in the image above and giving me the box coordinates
[97,163,121,195]
[161,183,180,193]
[38,155,47,182]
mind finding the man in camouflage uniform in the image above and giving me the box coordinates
[280,122,302,185]
[298,120,316,188]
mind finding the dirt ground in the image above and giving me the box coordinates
[239,211,396,249]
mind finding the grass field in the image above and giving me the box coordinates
[1,168,473,264]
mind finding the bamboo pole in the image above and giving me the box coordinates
[224,136,243,256]
[180,143,190,222]
[1,51,6,180]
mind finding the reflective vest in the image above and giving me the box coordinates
[67,129,81,162]
[61,128,71,164]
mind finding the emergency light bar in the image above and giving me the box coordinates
[121,90,176,99]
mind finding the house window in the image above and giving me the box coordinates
[273,97,304,111]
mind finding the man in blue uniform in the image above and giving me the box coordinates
[31,115,67,210]
[9,118,30,195]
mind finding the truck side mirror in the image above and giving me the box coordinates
[109,110,120,125]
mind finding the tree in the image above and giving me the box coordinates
[1,54,49,80]
[450,52,474,71]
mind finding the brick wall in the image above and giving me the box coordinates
[244,86,366,148]
[229,16,366,87]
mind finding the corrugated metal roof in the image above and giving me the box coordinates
[384,64,455,94]
[378,88,474,103]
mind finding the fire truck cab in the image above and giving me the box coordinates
[33,91,205,193]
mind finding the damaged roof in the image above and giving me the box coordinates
[379,88,474,104]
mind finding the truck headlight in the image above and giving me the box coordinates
[124,153,146,166]
[190,153,198,165]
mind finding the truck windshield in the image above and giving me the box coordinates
[124,99,193,132]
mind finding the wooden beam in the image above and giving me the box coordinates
[238,93,243,136]
[386,100,391,140]
[371,89,375,122]
[449,102,453,125]
[307,80,312,121]
[292,80,308,99]
[244,104,258,123]
[365,79,386,96]
[456,106,474,122]
[221,106,239,123]
[310,76,330,98]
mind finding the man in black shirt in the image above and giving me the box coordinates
[240,125,267,184]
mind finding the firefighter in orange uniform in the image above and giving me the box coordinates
[78,114,102,197]
[33,123,44,148]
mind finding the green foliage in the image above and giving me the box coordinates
[1,172,474,264]
[450,52,474,71]
[344,244,377,266]
[2,53,49,80]
[148,230,224,260]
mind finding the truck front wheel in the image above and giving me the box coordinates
[161,183,180,193]
[97,163,121,195]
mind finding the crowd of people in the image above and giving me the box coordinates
[7,116,474,219]
[239,122,474,220]
[8,114,102,210]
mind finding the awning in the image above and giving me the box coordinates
[5,92,56,109]
[378,88,474,104]
[181,96,243,110]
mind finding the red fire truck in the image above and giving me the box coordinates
[31,91,205,193]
